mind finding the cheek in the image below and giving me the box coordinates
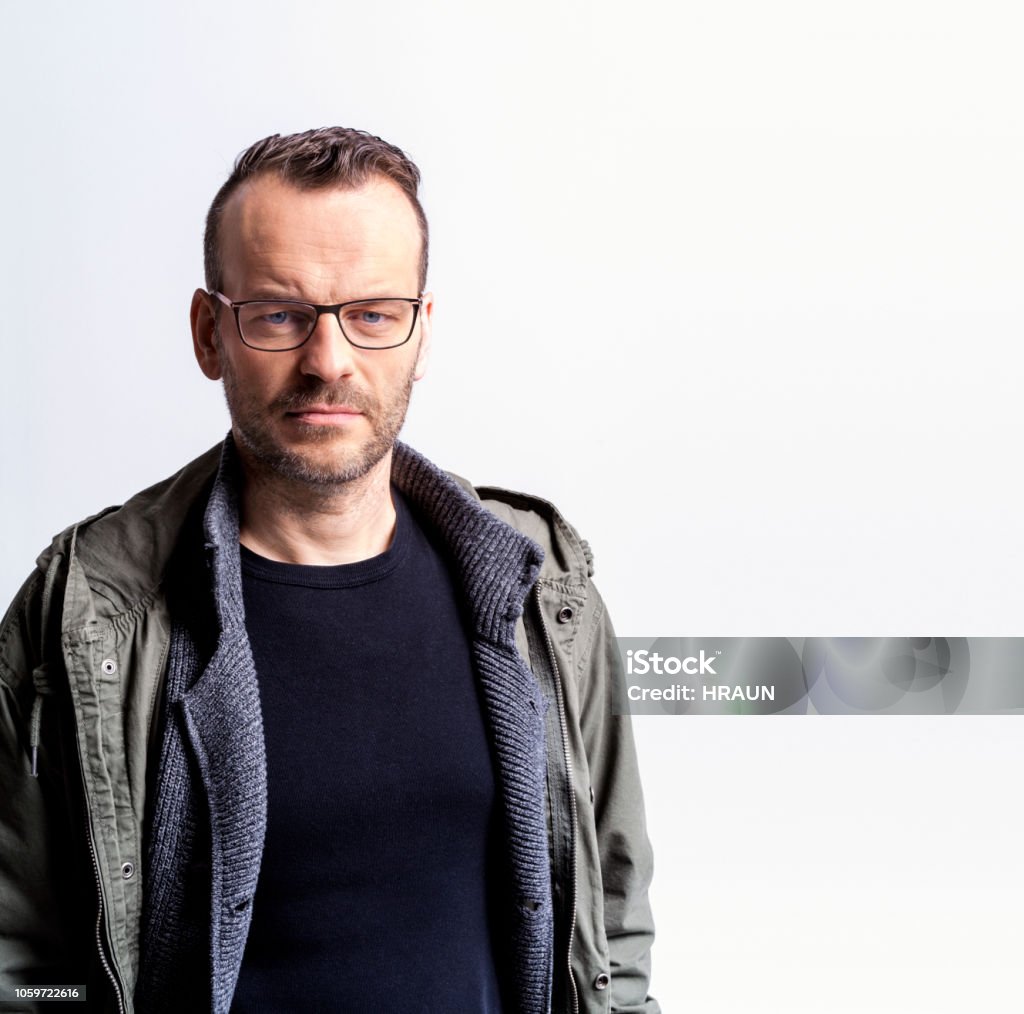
[227,356,291,400]
[378,361,416,398]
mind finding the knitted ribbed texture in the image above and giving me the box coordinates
[139,439,267,1014]
[135,620,207,1012]
[139,437,553,1014]
[391,444,543,643]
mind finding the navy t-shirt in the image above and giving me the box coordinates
[231,492,507,1013]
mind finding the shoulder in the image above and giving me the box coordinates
[57,442,222,606]
[448,472,595,586]
[451,475,618,692]
[392,442,597,587]
[4,442,223,665]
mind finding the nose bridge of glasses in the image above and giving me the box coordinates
[300,304,360,376]
[310,303,353,346]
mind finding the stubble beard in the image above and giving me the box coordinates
[218,334,417,489]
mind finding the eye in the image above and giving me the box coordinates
[262,310,295,326]
[356,308,391,326]
[237,302,316,347]
[339,300,414,346]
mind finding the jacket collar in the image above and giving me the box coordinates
[50,435,548,643]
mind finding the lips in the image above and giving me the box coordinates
[285,404,362,416]
[285,404,364,426]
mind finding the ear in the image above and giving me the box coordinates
[191,288,223,380]
[413,292,433,382]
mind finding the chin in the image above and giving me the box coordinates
[242,431,393,488]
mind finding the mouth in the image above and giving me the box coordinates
[285,405,364,426]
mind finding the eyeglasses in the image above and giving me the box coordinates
[210,291,423,351]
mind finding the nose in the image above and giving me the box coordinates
[297,310,358,383]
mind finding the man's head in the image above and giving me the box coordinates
[191,128,433,491]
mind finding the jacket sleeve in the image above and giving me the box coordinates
[0,567,92,1012]
[577,583,660,1014]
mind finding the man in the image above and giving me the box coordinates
[0,127,657,1013]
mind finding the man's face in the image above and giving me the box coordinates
[191,174,432,488]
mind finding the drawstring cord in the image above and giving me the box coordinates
[27,533,72,779]
[29,663,52,778]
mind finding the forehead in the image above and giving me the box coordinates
[218,173,421,299]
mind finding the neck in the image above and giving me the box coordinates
[236,447,397,565]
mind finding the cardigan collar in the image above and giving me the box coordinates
[204,435,545,648]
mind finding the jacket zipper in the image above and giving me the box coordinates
[86,829,127,1014]
[535,588,580,1014]
[75,710,127,1014]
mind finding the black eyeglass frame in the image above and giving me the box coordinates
[209,290,423,351]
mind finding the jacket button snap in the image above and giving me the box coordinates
[101,659,117,676]
[556,606,574,624]
[121,861,135,880]
[594,972,610,990]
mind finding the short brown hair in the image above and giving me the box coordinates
[204,126,429,293]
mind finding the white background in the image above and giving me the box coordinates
[4,2,1023,1011]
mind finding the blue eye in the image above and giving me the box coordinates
[339,300,414,346]
[238,303,315,348]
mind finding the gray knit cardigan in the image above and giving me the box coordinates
[137,438,554,1013]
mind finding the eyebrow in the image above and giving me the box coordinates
[239,281,415,302]
[244,290,307,301]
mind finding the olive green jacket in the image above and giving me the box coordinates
[0,442,658,1014]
